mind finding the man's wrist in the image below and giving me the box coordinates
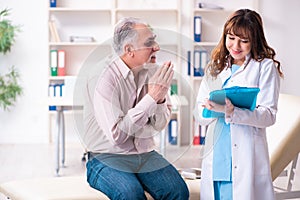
[157,98,166,104]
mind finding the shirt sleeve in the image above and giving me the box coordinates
[147,94,172,132]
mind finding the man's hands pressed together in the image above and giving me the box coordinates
[148,61,174,104]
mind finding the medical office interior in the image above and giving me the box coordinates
[0,0,300,199]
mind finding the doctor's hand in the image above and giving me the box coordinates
[203,98,234,116]
[148,61,174,104]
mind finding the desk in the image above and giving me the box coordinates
[49,98,82,176]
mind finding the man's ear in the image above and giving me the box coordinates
[124,44,134,56]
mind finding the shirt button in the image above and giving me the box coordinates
[234,166,237,169]
[234,144,237,147]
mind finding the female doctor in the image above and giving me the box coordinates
[194,9,283,200]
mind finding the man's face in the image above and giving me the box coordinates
[132,24,160,67]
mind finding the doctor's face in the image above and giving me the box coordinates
[226,32,251,66]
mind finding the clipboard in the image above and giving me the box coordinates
[202,86,260,118]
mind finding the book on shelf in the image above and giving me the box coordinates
[69,36,95,43]
[48,20,61,42]
[198,2,223,10]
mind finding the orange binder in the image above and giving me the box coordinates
[57,50,65,76]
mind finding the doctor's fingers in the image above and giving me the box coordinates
[225,98,234,114]
[203,99,213,110]
[209,101,225,112]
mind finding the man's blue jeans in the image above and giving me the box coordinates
[86,150,189,200]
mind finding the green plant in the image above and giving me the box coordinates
[0,9,20,54]
[0,67,22,110]
[0,8,22,110]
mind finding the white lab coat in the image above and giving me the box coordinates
[195,57,280,200]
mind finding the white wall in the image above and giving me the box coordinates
[259,0,300,96]
[0,0,49,143]
[0,0,299,143]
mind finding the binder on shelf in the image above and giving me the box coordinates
[200,125,206,145]
[48,83,55,98]
[194,16,202,42]
[193,122,206,145]
[50,0,56,7]
[194,50,207,76]
[48,83,64,98]
[193,120,200,145]
[48,20,61,42]
[168,119,178,145]
[57,50,66,76]
[187,50,191,76]
[170,80,178,95]
[50,50,58,76]
[49,105,57,111]
[54,84,62,97]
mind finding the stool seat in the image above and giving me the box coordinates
[0,176,200,200]
[0,176,107,200]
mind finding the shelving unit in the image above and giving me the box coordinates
[47,0,188,153]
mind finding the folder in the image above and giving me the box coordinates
[170,80,178,95]
[193,120,200,145]
[54,84,62,97]
[187,51,191,76]
[194,16,202,42]
[50,50,58,76]
[50,0,56,7]
[168,119,178,145]
[202,86,260,118]
[194,50,207,76]
[48,83,55,98]
[200,125,206,145]
[57,50,66,76]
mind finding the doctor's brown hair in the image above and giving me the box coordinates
[207,9,283,78]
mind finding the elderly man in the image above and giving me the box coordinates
[82,17,189,200]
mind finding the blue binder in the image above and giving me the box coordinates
[194,50,207,76]
[168,119,178,145]
[194,16,202,42]
[202,86,260,118]
[187,50,191,76]
[50,0,56,7]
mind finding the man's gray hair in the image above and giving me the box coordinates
[112,17,145,56]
